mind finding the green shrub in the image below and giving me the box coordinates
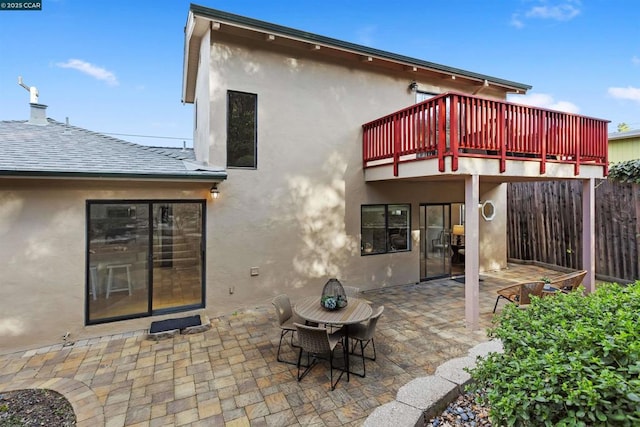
[608,159,640,184]
[468,281,640,426]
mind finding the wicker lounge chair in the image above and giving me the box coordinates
[294,323,346,390]
[493,280,546,313]
[548,270,587,293]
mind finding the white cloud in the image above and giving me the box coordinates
[608,86,640,103]
[632,56,640,66]
[56,59,119,86]
[508,93,580,113]
[512,1,581,27]
[510,13,524,29]
[526,2,581,21]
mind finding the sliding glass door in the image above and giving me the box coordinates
[420,204,451,280]
[86,200,205,324]
[151,203,204,311]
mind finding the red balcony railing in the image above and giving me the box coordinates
[362,92,609,177]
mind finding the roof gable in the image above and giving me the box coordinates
[183,4,532,103]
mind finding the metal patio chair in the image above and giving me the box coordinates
[272,294,305,365]
[294,323,347,390]
[347,305,384,378]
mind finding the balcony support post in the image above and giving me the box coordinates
[582,178,595,293]
[574,118,581,176]
[464,174,480,330]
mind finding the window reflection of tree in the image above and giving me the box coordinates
[227,91,257,168]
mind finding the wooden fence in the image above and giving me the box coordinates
[507,180,640,282]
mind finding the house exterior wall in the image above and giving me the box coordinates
[0,179,212,354]
[193,30,211,164]
[193,33,509,313]
[608,135,640,163]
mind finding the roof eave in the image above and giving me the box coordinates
[0,170,228,182]
[186,3,532,95]
[183,10,213,104]
[608,129,640,140]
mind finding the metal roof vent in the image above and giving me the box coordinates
[18,76,48,126]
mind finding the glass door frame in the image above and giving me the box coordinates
[420,203,452,280]
[85,199,206,325]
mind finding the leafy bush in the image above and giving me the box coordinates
[608,159,640,184]
[468,282,640,426]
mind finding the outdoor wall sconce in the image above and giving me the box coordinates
[408,80,418,92]
[479,200,495,221]
[210,184,220,199]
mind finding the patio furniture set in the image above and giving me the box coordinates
[493,269,587,313]
[272,285,384,390]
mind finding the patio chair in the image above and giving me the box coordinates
[549,270,587,293]
[431,230,451,254]
[272,294,306,365]
[343,286,360,299]
[347,305,384,377]
[294,323,347,390]
[493,280,545,313]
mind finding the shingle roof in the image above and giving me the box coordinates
[0,118,226,181]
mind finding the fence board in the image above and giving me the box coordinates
[507,180,639,282]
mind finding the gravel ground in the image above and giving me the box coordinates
[426,391,492,426]
[0,389,76,426]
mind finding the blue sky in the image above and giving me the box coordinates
[1,0,638,147]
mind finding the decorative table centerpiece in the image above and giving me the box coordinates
[321,278,347,311]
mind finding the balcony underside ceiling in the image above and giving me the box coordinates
[364,157,606,184]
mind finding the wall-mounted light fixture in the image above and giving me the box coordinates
[210,183,220,199]
[408,80,418,92]
[479,200,495,221]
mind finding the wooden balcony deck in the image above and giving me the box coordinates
[362,92,609,179]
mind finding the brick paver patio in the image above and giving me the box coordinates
[0,263,559,426]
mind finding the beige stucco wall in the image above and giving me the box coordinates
[195,33,510,315]
[0,179,213,354]
[193,30,211,164]
[0,30,513,354]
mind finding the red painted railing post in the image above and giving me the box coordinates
[450,94,459,172]
[393,115,400,177]
[437,96,446,172]
[539,110,547,174]
[602,122,609,176]
[362,126,368,166]
[499,103,506,173]
[439,96,451,172]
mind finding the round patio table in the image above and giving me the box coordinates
[294,296,372,380]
